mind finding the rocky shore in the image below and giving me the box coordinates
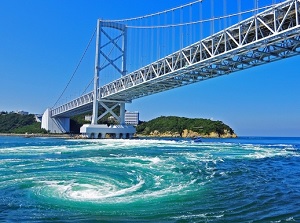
[1,129,237,139]
[137,129,237,138]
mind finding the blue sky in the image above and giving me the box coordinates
[1,0,299,137]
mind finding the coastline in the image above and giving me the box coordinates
[0,132,238,139]
[136,129,237,138]
[0,133,75,138]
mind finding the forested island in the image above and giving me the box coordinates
[136,116,237,138]
[0,112,237,138]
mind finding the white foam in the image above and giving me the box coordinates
[150,157,161,164]
[38,177,145,202]
[172,213,224,220]
[243,145,297,159]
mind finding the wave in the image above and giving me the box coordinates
[1,137,300,221]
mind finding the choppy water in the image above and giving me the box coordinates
[0,136,300,222]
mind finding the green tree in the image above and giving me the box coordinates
[0,113,47,133]
[136,116,235,137]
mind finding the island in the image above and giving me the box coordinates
[136,116,237,138]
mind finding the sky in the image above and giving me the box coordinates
[1,0,299,137]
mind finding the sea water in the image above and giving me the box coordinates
[0,136,300,222]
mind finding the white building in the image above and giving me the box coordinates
[85,115,92,122]
[35,114,42,122]
[16,110,29,115]
[125,111,139,125]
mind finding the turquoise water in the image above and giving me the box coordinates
[0,136,300,222]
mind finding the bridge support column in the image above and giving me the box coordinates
[41,108,70,133]
[120,103,125,125]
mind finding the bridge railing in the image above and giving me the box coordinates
[51,91,94,117]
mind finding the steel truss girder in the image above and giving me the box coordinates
[51,92,94,117]
[99,0,300,102]
[51,0,300,118]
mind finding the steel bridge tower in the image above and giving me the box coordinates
[80,19,135,139]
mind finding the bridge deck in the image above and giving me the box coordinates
[51,0,300,117]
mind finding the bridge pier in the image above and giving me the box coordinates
[80,124,135,139]
[41,108,70,133]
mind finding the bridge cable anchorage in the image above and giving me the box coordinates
[125,5,274,29]
[51,27,97,109]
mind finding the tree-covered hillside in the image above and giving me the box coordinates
[0,112,47,134]
[136,116,236,137]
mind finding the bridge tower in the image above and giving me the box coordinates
[80,19,135,139]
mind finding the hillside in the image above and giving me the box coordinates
[0,112,47,134]
[136,116,237,138]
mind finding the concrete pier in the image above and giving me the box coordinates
[80,124,136,139]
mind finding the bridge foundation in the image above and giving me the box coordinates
[80,124,135,139]
[41,108,70,133]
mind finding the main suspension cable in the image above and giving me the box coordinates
[51,27,96,109]
[107,0,202,22]
[125,4,273,29]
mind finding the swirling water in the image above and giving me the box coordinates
[0,136,300,222]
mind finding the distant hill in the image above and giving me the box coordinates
[136,116,237,138]
[0,112,47,134]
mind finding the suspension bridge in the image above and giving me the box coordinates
[42,0,300,138]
